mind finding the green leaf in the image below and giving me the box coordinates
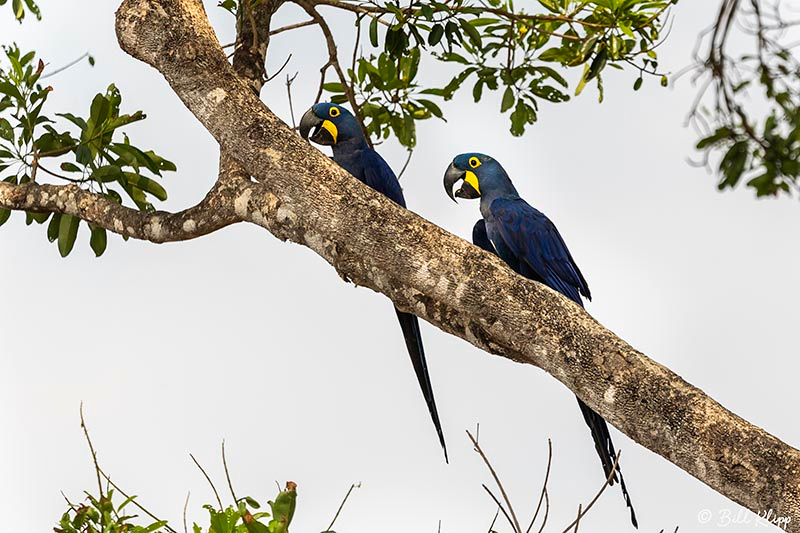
[575,64,590,96]
[0,207,10,227]
[58,213,79,257]
[124,172,168,201]
[633,77,643,90]
[585,48,607,81]
[501,87,514,112]
[369,16,379,47]
[22,0,39,20]
[27,211,50,224]
[417,98,443,119]
[60,162,82,173]
[538,47,567,63]
[12,0,23,20]
[696,127,732,149]
[0,118,13,142]
[89,225,107,257]
[322,82,344,93]
[89,93,111,127]
[428,23,444,46]
[459,18,482,47]
[267,484,297,533]
[47,212,61,242]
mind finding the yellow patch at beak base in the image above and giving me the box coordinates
[322,120,338,143]
[465,170,480,195]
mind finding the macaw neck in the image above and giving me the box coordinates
[479,182,520,218]
[331,136,369,159]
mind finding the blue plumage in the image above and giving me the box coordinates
[446,153,637,528]
[300,103,447,461]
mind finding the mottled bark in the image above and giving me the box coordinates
[0,179,240,242]
[1,0,798,527]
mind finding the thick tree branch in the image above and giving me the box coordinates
[0,179,242,242]
[107,0,800,528]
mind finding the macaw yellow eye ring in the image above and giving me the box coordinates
[329,107,340,118]
[468,156,481,168]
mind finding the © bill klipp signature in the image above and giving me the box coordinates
[697,507,791,530]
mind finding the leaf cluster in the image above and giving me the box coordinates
[319,0,674,146]
[692,1,800,197]
[1,0,39,22]
[0,45,176,256]
[55,489,168,533]
[194,484,298,533]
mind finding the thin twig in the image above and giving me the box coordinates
[526,439,553,533]
[183,492,190,533]
[265,54,292,83]
[269,19,318,36]
[572,504,582,533]
[487,506,500,532]
[97,469,178,533]
[482,484,518,533]
[396,149,413,180]
[468,430,522,533]
[296,0,372,146]
[536,490,550,533]
[315,61,332,104]
[190,453,223,510]
[326,482,360,531]
[559,451,623,533]
[79,403,103,497]
[286,72,299,130]
[221,440,238,505]
[42,52,90,78]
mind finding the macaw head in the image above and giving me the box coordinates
[443,152,513,202]
[299,102,364,147]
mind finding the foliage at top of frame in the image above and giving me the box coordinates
[280,0,676,148]
[691,0,800,198]
[1,0,40,22]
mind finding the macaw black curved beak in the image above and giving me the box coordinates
[443,162,479,202]
[299,107,335,145]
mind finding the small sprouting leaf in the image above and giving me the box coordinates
[88,55,95,67]
[660,75,668,87]
[58,213,79,257]
[244,496,260,509]
[633,77,643,91]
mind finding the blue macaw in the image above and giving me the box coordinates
[299,102,448,461]
[444,152,637,527]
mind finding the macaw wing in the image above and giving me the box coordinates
[361,148,406,208]
[489,197,590,305]
[472,219,495,255]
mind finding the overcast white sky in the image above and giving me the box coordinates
[2,1,799,532]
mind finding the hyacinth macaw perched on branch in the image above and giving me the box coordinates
[299,102,448,462]
[444,153,638,528]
